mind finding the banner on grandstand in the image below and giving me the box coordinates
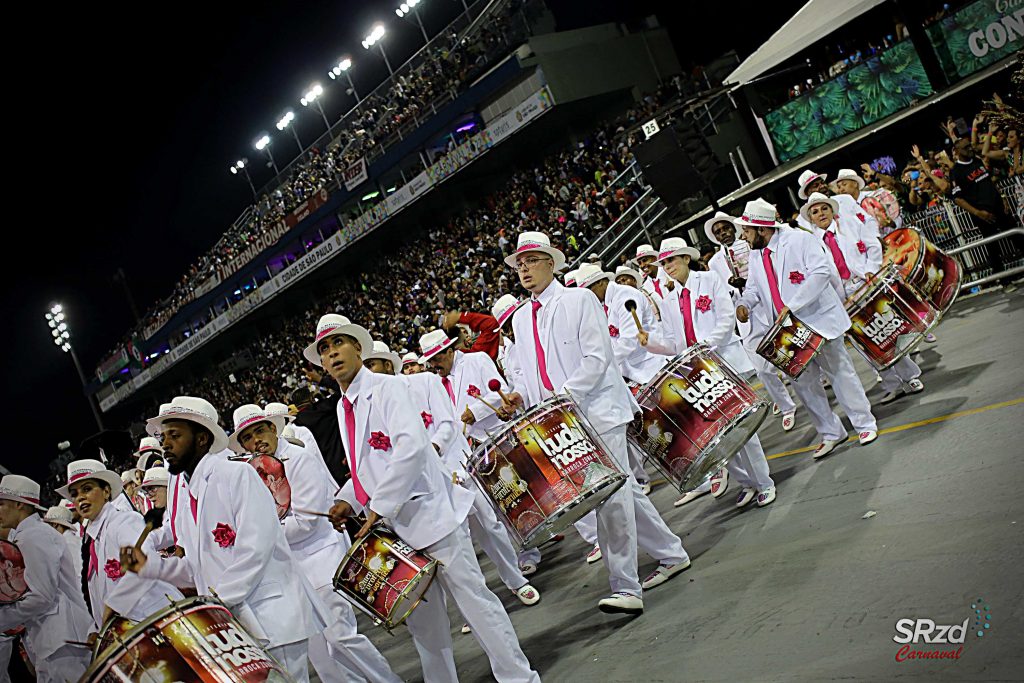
[225,289,264,324]
[194,274,221,298]
[271,232,345,294]
[343,158,369,191]
[99,393,117,413]
[427,131,493,185]
[487,86,554,147]
[172,317,229,363]
[285,188,331,228]
[95,348,129,383]
[386,170,434,215]
[346,202,390,238]
[926,0,1024,80]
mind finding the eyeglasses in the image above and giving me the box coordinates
[513,256,551,271]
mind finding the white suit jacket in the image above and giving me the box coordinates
[0,515,93,658]
[336,369,474,550]
[509,280,637,434]
[603,281,667,384]
[62,528,83,579]
[738,228,852,340]
[810,218,882,285]
[141,450,325,648]
[401,371,470,478]
[649,269,753,374]
[708,244,753,339]
[447,350,507,442]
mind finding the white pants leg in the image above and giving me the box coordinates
[816,338,877,433]
[468,488,530,592]
[429,522,540,683]
[311,585,401,683]
[596,426,642,596]
[518,547,541,566]
[0,638,11,683]
[758,368,796,413]
[268,640,311,683]
[34,644,90,683]
[727,435,774,491]
[790,358,848,442]
[574,512,599,546]
[880,355,922,394]
[403,581,459,683]
[627,442,649,484]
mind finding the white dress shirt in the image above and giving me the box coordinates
[602,281,668,384]
[446,350,507,443]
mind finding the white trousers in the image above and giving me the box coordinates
[758,368,796,414]
[627,442,650,484]
[879,354,922,393]
[33,644,90,683]
[468,487,530,592]
[791,338,878,441]
[269,640,311,683]
[0,637,12,683]
[308,585,401,683]
[726,435,774,492]
[405,521,539,683]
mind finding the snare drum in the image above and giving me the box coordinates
[845,264,938,370]
[0,541,27,604]
[247,454,292,520]
[628,345,769,492]
[332,526,438,631]
[468,395,628,550]
[84,595,291,682]
[756,309,826,378]
[883,228,962,315]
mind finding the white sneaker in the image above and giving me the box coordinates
[586,544,602,564]
[673,488,710,507]
[598,592,644,615]
[756,487,777,507]
[924,332,937,343]
[772,403,781,416]
[859,430,878,445]
[813,439,840,459]
[515,584,540,606]
[639,481,652,495]
[519,561,538,576]
[875,374,883,384]
[782,411,796,431]
[906,378,924,394]
[461,623,471,634]
[735,487,756,507]
[710,469,729,498]
[879,389,904,404]
[641,560,691,589]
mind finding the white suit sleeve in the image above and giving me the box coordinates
[609,289,643,368]
[786,236,835,314]
[281,447,323,547]
[563,291,616,397]
[368,381,433,519]
[705,272,738,349]
[644,289,683,357]
[467,354,506,423]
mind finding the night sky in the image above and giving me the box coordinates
[1,0,803,480]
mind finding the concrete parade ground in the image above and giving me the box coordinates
[347,289,1024,683]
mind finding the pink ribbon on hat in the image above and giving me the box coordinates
[742,215,775,226]
[234,414,267,432]
[516,242,545,253]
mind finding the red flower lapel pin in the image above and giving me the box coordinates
[695,294,712,313]
[421,411,434,429]
[856,240,867,254]
[104,558,125,580]
[789,271,805,285]
[368,432,392,451]
[212,523,237,548]
[466,385,481,398]
[608,324,620,337]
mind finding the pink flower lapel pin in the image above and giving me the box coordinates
[104,558,125,581]
[212,523,236,548]
[368,432,392,451]
[856,212,866,222]
[856,240,867,254]
[789,271,806,285]
[466,385,481,398]
[608,324,620,337]
[695,294,712,313]
[421,411,434,429]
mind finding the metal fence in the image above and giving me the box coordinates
[902,176,1024,286]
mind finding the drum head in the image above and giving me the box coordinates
[0,541,27,604]
[678,401,769,492]
[247,454,291,520]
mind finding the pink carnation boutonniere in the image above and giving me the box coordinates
[104,559,125,581]
[368,432,392,451]
[856,240,867,254]
[212,523,236,549]
[466,385,481,398]
[421,411,434,429]
[789,271,805,285]
[695,294,712,313]
[608,324,620,337]
[856,212,866,222]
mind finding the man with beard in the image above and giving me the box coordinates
[735,198,879,459]
[635,243,673,300]
[119,396,328,682]
[228,405,401,683]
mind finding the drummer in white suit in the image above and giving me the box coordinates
[646,238,778,507]
[636,244,673,301]
[310,315,540,683]
[795,169,874,236]
[120,396,327,682]
[734,198,879,459]
[801,192,925,404]
[228,404,401,683]
[364,340,541,611]
[0,475,93,682]
[42,505,83,578]
[500,232,692,614]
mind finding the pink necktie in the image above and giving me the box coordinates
[822,230,852,280]
[680,288,697,347]
[87,537,98,579]
[189,493,198,523]
[342,397,369,506]
[531,300,555,392]
[441,376,456,405]
[653,279,662,297]
[762,248,785,314]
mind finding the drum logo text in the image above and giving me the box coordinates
[863,307,905,346]
[679,369,736,415]
[792,324,812,347]
[535,423,594,470]
[203,624,274,674]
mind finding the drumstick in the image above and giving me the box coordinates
[624,300,645,334]
[487,379,515,409]
[293,508,333,518]
[65,640,92,648]
[134,520,155,552]
[471,393,502,414]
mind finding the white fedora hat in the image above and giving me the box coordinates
[43,505,74,528]
[575,263,613,289]
[614,265,643,285]
[227,404,286,454]
[831,168,865,192]
[733,198,785,229]
[635,244,658,260]
[134,436,163,471]
[491,294,524,331]
[0,475,47,512]
[799,192,840,225]
[797,169,828,199]
[146,396,230,453]
[302,314,374,367]
[563,269,578,287]
[503,231,566,271]
[418,329,457,363]
[264,402,296,425]
[655,237,700,262]
[120,470,137,485]
[401,352,421,367]
[703,211,741,245]
[56,459,124,501]
[141,467,169,488]
[364,341,403,370]
[281,424,306,448]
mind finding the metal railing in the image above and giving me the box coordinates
[568,187,669,270]
[946,229,1024,288]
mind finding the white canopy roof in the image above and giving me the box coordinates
[723,0,888,88]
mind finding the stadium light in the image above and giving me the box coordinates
[396,0,429,42]
[362,24,393,76]
[254,134,280,174]
[44,304,103,430]
[328,58,361,103]
[300,83,331,132]
[276,110,303,153]
[229,158,256,198]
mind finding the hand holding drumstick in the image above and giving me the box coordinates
[624,300,649,346]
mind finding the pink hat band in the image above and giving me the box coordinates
[496,307,517,326]
[0,489,39,505]
[315,325,342,342]
[421,339,453,357]
[402,357,417,365]
[68,470,101,484]
[516,242,545,253]
[742,215,775,226]
[234,414,267,433]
